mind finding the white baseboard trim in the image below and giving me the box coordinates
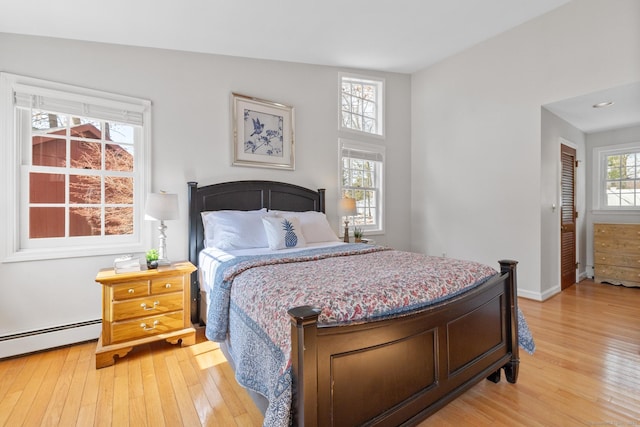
[0,320,101,359]
[518,284,561,302]
[518,287,544,301]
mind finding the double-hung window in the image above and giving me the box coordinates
[594,144,640,210]
[338,73,385,237]
[1,73,151,261]
[340,139,385,234]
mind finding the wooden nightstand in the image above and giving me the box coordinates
[94,260,197,369]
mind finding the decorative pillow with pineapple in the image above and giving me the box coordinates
[262,216,307,250]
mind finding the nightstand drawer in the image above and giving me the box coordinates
[111,312,185,343]
[112,293,183,321]
[112,281,149,300]
[151,276,184,294]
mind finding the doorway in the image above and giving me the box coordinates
[560,143,577,289]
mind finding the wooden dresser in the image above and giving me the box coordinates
[593,223,640,288]
[94,261,197,368]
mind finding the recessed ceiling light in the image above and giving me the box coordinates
[593,101,614,108]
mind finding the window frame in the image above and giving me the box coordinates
[592,142,640,211]
[339,73,385,138]
[339,138,385,236]
[1,73,152,262]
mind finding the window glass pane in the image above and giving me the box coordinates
[105,207,134,235]
[105,143,134,172]
[362,85,375,101]
[363,101,375,117]
[70,118,101,139]
[70,140,102,169]
[607,155,622,177]
[105,177,133,204]
[32,111,67,130]
[363,118,376,133]
[352,170,363,186]
[30,173,65,203]
[106,123,135,144]
[625,166,636,179]
[69,174,101,204]
[30,207,64,238]
[620,180,635,206]
[70,207,101,236]
[32,136,66,167]
[341,94,350,110]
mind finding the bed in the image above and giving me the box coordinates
[187,180,532,427]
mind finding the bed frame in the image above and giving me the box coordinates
[188,180,520,426]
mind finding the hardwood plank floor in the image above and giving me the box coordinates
[1,280,638,426]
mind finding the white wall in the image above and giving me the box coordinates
[411,0,640,300]
[0,33,411,356]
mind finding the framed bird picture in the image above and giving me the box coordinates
[231,93,295,170]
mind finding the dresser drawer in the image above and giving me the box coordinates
[594,265,640,284]
[593,237,640,254]
[112,293,183,321]
[110,312,185,343]
[594,223,640,237]
[112,280,149,301]
[151,275,184,294]
[594,251,640,268]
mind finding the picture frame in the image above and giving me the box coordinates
[232,93,295,170]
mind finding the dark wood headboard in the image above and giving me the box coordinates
[186,180,326,322]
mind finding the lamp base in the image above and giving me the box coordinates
[156,258,171,266]
[343,221,350,243]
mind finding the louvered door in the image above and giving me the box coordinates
[560,144,577,289]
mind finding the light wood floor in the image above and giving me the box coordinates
[1,280,639,426]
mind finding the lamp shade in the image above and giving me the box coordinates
[145,192,179,221]
[339,197,357,216]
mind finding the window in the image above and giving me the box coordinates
[594,144,640,210]
[1,73,151,261]
[340,139,385,234]
[340,73,384,137]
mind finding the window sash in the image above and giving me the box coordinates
[340,139,385,233]
[593,144,640,211]
[339,73,384,137]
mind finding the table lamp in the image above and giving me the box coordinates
[145,191,179,265]
[339,196,357,243]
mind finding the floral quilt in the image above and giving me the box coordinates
[204,244,532,427]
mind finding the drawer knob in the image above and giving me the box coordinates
[164,283,172,289]
[140,320,159,331]
[128,289,135,294]
[141,301,160,311]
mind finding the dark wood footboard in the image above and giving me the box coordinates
[289,260,519,426]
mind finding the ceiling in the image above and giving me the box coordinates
[0,0,569,74]
[544,82,640,134]
[2,0,636,133]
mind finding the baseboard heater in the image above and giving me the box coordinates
[0,319,101,359]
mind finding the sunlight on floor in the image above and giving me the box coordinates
[187,335,229,370]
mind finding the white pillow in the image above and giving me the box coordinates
[262,216,307,250]
[271,210,339,243]
[201,209,272,250]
